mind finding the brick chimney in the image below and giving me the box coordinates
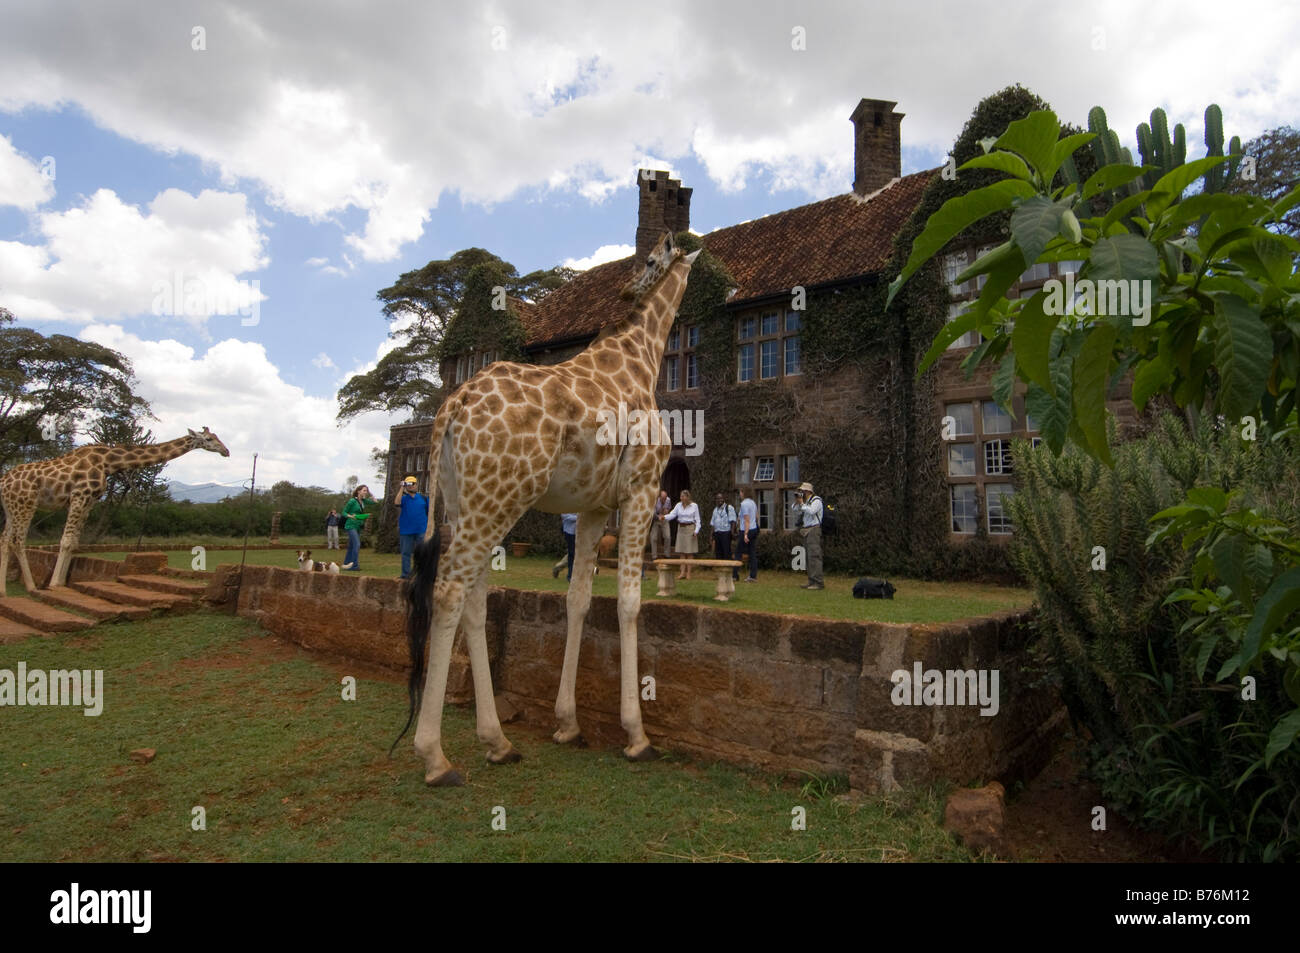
[850,98,904,197]
[635,170,692,260]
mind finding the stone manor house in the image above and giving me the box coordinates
[382,96,1134,560]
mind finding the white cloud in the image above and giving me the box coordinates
[563,243,633,270]
[0,187,267,325]
[0,135,54,209]
[312,352,337,370]
[78,324,397,491]
[0,1,1296,263]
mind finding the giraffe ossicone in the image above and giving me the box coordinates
[0,427,230,593]
[395,231,701,786]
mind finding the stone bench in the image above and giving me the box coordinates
[652,558,744,602]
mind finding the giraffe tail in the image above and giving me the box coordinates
[390,403,453,757]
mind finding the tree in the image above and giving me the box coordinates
[343,475,358,495]
[1227,125,1300,239]
[335,251,574,423]
[369,445,387,484]
[0,306,152,470]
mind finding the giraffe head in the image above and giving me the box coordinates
[188,427,231,457]
[619,232,701,303]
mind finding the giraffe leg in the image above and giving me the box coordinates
[553,509,610,745]
[6,505,39,594]
[462,567,520,764]
[49,495,88,589]
[617,482,658,761]
[412,574,469,786]
[0,522,10,596]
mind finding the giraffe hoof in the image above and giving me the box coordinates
[553,729,587,747]
[425,768,464,788]
[487,746,523,765]
[624,743,660,763]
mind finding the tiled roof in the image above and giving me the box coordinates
[516,169,936,351]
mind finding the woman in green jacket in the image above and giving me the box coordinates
[341,485,372,571]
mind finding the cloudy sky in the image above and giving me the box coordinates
[1,0,1296,493]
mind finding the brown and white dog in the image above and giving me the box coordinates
[297,550,340,573]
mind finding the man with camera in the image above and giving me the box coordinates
[790,481,824,590]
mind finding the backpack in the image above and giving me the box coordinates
[853,577,895,599]
[820,499,837,536]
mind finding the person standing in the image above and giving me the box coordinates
[325,509,341,550]
[391,476,429,580]
[736,487,759,582]
[650,489,673,561]
[790,481,824,590]
[341,485,372,572]
[709,492,738,581]
[551,512,579,581]
[662,489,701,580]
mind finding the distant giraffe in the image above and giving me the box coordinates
[0,428,230,593]
[395,233,699,786]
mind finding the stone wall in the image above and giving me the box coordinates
[209,563,1063,792]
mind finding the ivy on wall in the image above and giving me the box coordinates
[438,262,528,364]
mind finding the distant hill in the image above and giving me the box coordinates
[167,481,254,504]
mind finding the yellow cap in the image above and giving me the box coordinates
[403,476,417,484]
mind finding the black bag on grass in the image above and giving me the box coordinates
[853,577,896,599]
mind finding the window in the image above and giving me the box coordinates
[1031,436,1044,449]
[686,325,698,348]
[984,439,1013,475]
[666,356,680,391]
[946,301,981,350]
[1020,262,1051,283]
[480,351,490,369]
[1025,413,1038,433]
[738,316,756,340]
[735,457,750,485]
[757,490,774,530]
[981,401,1012,435]
[783,490,801,530]
[948,444,975,477]
[754,456,775,481]
[1058,259,1084,276]
[784,336,801,375]
[782,455,799,483]
[945,403,974,437]
[667,326,680,351]
[951,485,977,534]
[760,340,778,379]
[455,356,467,385]
[760,311,779,336]
[686,353,698,389]
[986,484,1014,535]
[404,452,414,474]
[737,343,755,382]
[785,311,802,332]
[944,250,970,295]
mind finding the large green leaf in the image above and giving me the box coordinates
[917,307,981,376]
[994,110,1062,183]
[1131,353,1171,412]
[887,179,1036,307]
[1089,234,1161,282]
[958,152,1033,181]
[1146,155,1230,220]
[1071,324,1117,464]
[1081,163,1149,202]
[1244,566,1300,669]
[991,351,1016,412]
[1264,707,1300,768]
[1212,293,1272,420]
[1011,290,1056,391]
[1025,341,1073,454]
[1050,133,1096,181]
[1010,196,1067,265]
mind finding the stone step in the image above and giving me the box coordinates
[31,586,152,621]
[0,616,47,644]
[0,596,96,633]
[118,573,207,597]
[69,580,189,610]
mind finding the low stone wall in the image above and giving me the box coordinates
[28,542,302,553]
[208,563,1063,792]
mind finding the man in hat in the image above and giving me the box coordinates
[392,475,429,579]
[790,481,824,590]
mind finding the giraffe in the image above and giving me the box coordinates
[0,428,230,593]
[394,232,700,786]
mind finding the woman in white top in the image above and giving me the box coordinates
[661,489,702,580]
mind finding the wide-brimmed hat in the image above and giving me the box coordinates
[798,482,814,493]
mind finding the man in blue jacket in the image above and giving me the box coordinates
[392,476,429,579]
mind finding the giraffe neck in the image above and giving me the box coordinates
[100,436,197,475]
[630,258,693,372]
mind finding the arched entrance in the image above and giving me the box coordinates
[661,456,690,501]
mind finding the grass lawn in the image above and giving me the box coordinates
[0,612,974,862]
[83,549,1032,625]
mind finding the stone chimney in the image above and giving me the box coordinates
[850,98,904,197]
[635,170,692,260]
